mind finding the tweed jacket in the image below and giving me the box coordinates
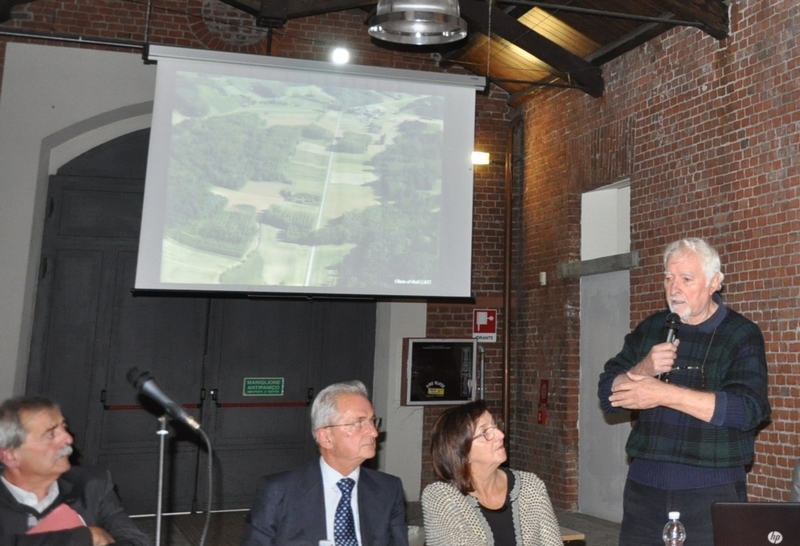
[421,469,562,546]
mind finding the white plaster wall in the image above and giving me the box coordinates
[578,183,632,521]
[581,182,630,261]
[0,43,156,400]
[0,42,424,500]
[579,271,630,521]
[372,302,426,501]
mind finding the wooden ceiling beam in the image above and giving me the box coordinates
[285,0,376,19]
[654,0,729,39]
[587,21,670,65]
[459,0,604,97]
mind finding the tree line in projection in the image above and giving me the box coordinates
[258,119,443,288]
[164,112,301,256]
[336,121,442,289]
[163,86,444,288]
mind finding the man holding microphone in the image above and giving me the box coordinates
[598,237,771,546]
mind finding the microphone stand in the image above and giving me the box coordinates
[152,418,213,546]
[128,369,211,546]
[197,428,213,546]
[155,416,168,546]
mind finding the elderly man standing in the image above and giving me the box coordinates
[241,380,408,546]
[0,396,152,546]
[598,237,771,546]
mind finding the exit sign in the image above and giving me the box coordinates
[243,377,284,396]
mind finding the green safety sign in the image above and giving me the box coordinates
[243,377,284,396]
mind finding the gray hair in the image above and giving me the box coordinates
[0,396,60,471]
[310,380,369,438]
[663,237,724,289]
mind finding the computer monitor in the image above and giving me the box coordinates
[712,502,800,546]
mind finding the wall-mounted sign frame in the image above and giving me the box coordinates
[243,377,284,396]
[403,338,477,406]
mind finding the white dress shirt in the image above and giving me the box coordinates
[319,457,362,545]
[1,476,61,528]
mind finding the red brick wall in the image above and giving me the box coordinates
[3,0,798,511]
[514,0,800,505]
[509,92,583,508]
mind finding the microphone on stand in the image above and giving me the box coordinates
[663,312,681,344]
[127,367,201,430]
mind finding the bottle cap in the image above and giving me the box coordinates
[668,511,680,519]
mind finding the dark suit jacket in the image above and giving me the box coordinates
[0,467,152,546]
[241,460,408,546]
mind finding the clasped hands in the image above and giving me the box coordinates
[609,340,680,410]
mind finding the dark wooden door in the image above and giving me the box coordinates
[198,298,376,510]
[26,129,375,514]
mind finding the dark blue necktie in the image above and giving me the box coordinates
[334,478,358,546]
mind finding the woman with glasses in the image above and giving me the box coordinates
[421,400,562,546]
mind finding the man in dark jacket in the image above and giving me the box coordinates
[241,380,408,546]
[0,395,152,546]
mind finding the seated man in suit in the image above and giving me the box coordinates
[0,395,152,546]
[241,380,408,546]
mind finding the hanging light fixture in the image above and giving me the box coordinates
[368,0,468,46]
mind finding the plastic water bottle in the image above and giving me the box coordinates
[662,511,686,546]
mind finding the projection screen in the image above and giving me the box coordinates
[135,45,485,299]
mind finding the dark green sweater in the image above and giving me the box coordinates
[598,296,770,470]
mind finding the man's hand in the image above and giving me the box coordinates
[609,372,668,410]
[609,370,717,422]
[629,339,680,377]
[89,526,115,546]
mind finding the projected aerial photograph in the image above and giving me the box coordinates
[159,71,444,292]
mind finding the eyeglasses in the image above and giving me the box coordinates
[473,420,504,442]
[661,365,705,389]
[662,326,715,390]
[323,416,382,432]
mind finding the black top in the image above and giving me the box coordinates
[478,468,516,546]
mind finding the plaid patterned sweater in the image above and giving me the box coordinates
[598,295,770,469]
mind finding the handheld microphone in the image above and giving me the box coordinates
[663,312,681,344]
[127,367,201,430]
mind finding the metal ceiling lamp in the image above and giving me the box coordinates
[368,0,468,45]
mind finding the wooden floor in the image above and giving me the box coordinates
[556,510,621,546]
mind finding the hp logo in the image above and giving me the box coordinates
[767,531,783,544]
